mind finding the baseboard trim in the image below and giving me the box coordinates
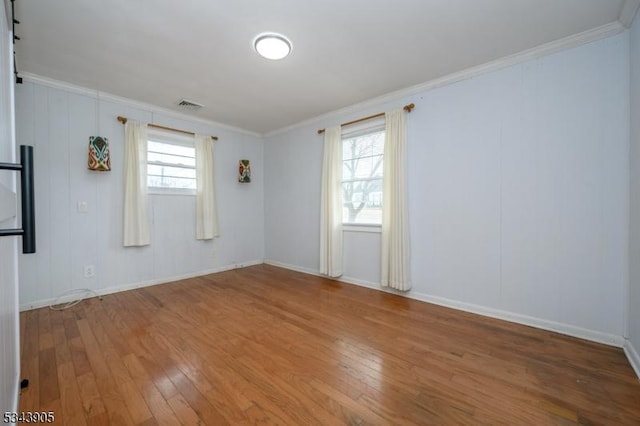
[19,259,264,312]
[409,292,624,348]
[624,339,640,380]
[263,259,321,277]
[263,259,624,348]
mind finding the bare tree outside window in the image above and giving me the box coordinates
[342,129,384,224]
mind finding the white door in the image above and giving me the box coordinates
[0,0,21,417]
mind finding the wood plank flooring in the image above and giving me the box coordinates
[19,264,640,425]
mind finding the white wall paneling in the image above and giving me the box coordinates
[15,81,265,309]
[265,33,630,345]
[264,125,323,271]
[627,13,640,377]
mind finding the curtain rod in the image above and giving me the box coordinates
[317,103,415,135]
[116,116,219,141]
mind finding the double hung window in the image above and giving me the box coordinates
[341,122,385,225]
[147,131,196,193]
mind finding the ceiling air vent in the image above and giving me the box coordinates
[177,99,204,111]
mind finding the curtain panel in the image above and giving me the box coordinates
[195,135,219,240]
[123,120,150,247]
[320,126,343,277]
[381,108,410,291]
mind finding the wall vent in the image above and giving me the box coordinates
[177,99,205,111]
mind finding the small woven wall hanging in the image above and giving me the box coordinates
[238,159,251,183]
[88,136,111,171]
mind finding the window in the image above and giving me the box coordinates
[147,131,196,193]
[342,122,385,225]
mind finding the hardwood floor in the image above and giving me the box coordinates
[19,264,640,425]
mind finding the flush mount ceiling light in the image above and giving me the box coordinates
[253,33,292,60]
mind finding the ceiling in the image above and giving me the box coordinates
[13,0,638,135]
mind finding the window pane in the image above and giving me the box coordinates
[148,152,196,167]
[147,140,196,190]
[148,164,196,179]
[147,175,196,190]
[342,178,382,224]
[341,128,384,224]
[342,154,383,180]
[148,141,195,158]
[342,130,384,160]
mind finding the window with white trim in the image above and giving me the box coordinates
[342,122,385,225]
[147,131,196,193]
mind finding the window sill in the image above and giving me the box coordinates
[343,224,381,233]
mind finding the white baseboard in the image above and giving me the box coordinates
[624,339,640,380]
[409,292,624,348]
[263,259,321,277]
[19,259,264,312]
[263,259,624,348]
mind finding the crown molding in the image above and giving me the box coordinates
[620,0,640,28]
[20,18,629,140]
[265,21,626,138]
[19,72,262,138]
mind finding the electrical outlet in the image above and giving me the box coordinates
[84,265,95,278]
[77,201,88,213]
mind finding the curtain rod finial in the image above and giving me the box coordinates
[403,103,415,113]
[117,116,128,125]
[317,129,326,135]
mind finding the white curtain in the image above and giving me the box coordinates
[123,120,150,247]
[195,135,219,240]
[381,108,410,290]
[320,126,343,277]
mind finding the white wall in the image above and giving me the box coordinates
[265,33,630,345]
[15,80,264,309]
[628,14,640,376]
[0,0,20,414]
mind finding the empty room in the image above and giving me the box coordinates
[2,0,640,424]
